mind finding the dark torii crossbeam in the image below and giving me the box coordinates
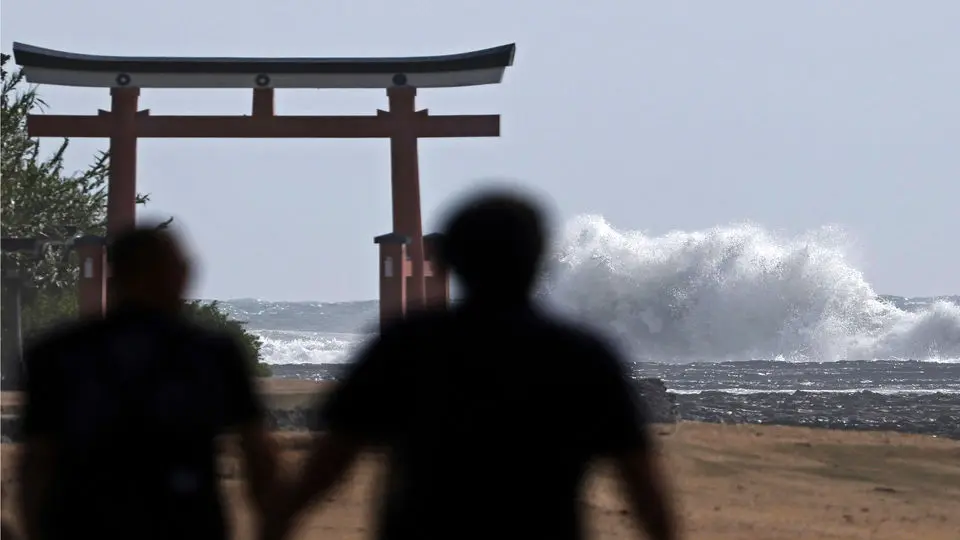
[13,42,515,326]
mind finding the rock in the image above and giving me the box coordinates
[634,378,677,424]
[3,380,954,441]
[261,377,680,431]
[673,390,960,439]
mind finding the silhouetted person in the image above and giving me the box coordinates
[264,191,677,540]
[1,520,20,540]
[18,227,277,540]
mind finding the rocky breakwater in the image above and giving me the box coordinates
[0,379,677,442]
[264,377,678,432]
[674,390,960,439]
[634,378,677,424]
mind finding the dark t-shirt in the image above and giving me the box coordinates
[20,307,263,540]
[319,303,650,540]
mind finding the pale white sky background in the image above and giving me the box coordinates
[2,1,957,301]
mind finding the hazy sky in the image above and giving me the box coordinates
[2,1,957,300]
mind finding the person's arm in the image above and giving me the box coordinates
[265,327,408,539]
[615,446,677,540]
[219,336,278,518]
[17,339,65,540]
[237,420,279,518]
[589,342,678,540]
[266,431,361,539]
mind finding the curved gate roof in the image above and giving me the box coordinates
[12,42,516,89]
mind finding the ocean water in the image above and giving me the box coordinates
[215,217,960,395]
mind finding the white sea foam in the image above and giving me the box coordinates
[241,216,959,367]
[255,330,364,365]
[539,216,960,363]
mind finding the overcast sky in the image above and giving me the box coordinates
[2,1,957,300]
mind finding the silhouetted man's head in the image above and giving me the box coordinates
[109,227,190,312]
[440,191,547,301]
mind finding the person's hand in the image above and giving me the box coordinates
[258,485,298,540]
[258,511,295,540]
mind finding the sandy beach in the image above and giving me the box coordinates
[2,381,958,539]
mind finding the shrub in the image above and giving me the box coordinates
[183,300,272,377]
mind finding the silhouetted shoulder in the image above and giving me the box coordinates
[382,307,453,332]
[180,320,247,358]
[20,319,107,438]
[523,310,626,364]
[316,310,451,442]
[549,317,619,352]
[22,316,111,382]
[364,308,462,355]
[533,314,652,455]
[26,316,106,350]
[174,319,265,427]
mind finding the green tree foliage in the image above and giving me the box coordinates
[0,54,270,376]
[183,300,271,377]
[1,53,119,333]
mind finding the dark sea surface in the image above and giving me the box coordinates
[215,297,960,438]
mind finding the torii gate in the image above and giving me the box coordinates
[13,42,515,328]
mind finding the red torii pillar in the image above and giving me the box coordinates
[385,86,427,312]
[15,41,515,326]
[423,233,450,306]
[373,231,448,325]
[108,88,140,238]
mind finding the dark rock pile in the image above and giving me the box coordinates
[261,378,679,432]
[1,382,955,442]
[634,378,678,424]
[263,378,679,431]
[674,390,960,439]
